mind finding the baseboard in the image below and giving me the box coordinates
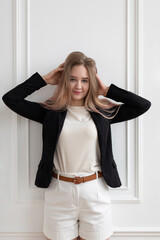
[112,228,160,239]
[0,232,44,240]
[0,229,160,240]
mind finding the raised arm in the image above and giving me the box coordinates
[105,84,151,124]
[95,73,151,124]
[2,63,64,123]
[2,72,48,124]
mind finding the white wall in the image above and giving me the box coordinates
[0,0,160,239]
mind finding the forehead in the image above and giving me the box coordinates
[70,65,89,77]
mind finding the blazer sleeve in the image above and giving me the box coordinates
[105,84,151,124]
[2,72,47,124]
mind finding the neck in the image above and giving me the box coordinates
[70,100,85,106]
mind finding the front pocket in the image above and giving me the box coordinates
[97,177,111,203]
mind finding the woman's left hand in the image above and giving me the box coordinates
[95,73,109,96]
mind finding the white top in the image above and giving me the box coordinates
[53,105,101,174]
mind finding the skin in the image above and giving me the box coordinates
[69,65,90,106]
[43,63,110,240]
[43,63,109,100]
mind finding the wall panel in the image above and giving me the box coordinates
[15,0,141,202]
[1,0,159,238]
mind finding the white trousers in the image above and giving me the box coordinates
[43,171,113,240]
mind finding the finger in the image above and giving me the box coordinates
[54,67,64,73]
[58,67,64,71]
[95,73,100,82]
[95,72,98,78]
[95,73,105,89]
[58,62,65,68]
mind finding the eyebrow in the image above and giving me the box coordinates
[70,76,89,79]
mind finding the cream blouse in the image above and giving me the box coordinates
[53,105,101,174]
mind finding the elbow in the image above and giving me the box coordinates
[2,93,13,108]
[140,99,151,114]
[144,100,151,111]
[2,93,8,105]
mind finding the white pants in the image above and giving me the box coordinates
[43,171,113,240]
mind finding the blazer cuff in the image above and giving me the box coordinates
[106,84,127,102]
[29,72,47,88]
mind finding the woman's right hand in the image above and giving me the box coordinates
[42,63,64,85]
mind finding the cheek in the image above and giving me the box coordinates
[85,84,89,92]
[69,82,74,90]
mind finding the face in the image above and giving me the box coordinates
[69,65,89,106]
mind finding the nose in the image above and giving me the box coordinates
[75,80,82,89]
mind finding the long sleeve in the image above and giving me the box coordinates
[105,84,151,124]
[2,72,47,124]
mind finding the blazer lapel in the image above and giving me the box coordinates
[89,111,109,160]
[56,110,67,141]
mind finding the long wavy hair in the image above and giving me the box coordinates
[41,51,121,119]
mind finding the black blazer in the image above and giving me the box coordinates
[2,73,151,188]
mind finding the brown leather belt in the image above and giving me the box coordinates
[52,171,103,184]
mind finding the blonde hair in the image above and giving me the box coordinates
[41,51,121,119]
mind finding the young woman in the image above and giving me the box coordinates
[2,51,151,240]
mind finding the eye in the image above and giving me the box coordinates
[82,79,88,83]
[70,78,75,81]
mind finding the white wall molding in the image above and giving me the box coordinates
[111,0,143,203]
[13,0,46,204]
[1,228,160,239]
[0,232,44,240]
[113,227,160,238]
[135,0,143,203]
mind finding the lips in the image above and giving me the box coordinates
[73,91,82,94]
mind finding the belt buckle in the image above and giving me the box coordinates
[73,176,81,184]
